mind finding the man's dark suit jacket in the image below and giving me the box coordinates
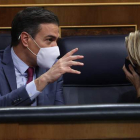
[0,46,64,106]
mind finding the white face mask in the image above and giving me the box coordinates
[27,36,60,69]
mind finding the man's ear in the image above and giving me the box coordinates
[20,32,30,47]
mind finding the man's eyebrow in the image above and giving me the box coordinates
[45,35,57,38]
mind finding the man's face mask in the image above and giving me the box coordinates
[20,35,60,69]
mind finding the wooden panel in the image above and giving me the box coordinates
[0,123,18,140]
[0,6,139,28]
[46,6,140,27]
[1,121,140,140]
[0,121,140,140]
[0,3,140,37]
[60,26,136,37]
[0,26,135,37]
[19,121,140,140]
[0,7,25,27]
[0,5,139,36]
[1,0,140,4]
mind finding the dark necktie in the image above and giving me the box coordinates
[26,67,34,84]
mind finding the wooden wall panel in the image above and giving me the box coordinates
[0,7,25,27]
[0,6,139,27]
[0,3,140,36]
[60,26,136,37]
[1,121,140,140]
[46,6,139,27]
[0,123,18,140]
[1,0,140,4]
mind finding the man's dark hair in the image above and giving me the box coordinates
[11,7,59,46]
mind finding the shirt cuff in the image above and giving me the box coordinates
[26,80,41,101]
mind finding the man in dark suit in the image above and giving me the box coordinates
[0,7,84,106]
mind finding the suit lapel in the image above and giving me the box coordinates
[1,46,17,90]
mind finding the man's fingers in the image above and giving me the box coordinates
[57,48,83,75]
[67,68,81,74]
[67,61,84,67]
[63,48,79,58]
[66,55,84,61]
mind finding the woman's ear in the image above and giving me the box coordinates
[19,32,30,48]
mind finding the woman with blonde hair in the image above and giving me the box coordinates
[123,30,140,100]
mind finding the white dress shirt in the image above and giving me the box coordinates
[11,47,41,106]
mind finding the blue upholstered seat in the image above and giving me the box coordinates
[58,35,136,104]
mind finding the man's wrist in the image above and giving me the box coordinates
[35,74,50,91]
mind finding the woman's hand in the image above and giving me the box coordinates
[123,64,140,97]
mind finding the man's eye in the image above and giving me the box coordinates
[47,38,53,42]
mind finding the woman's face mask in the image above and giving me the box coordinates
[27,35,60,69]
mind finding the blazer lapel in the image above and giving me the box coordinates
[1,46,17,90]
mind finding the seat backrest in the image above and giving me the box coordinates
[0,34,11,50]
[58,35,137,105]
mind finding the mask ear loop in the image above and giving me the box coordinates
[18,34,39,56]
[29,35,41,49]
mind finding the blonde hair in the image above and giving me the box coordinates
[125,30,140,66]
